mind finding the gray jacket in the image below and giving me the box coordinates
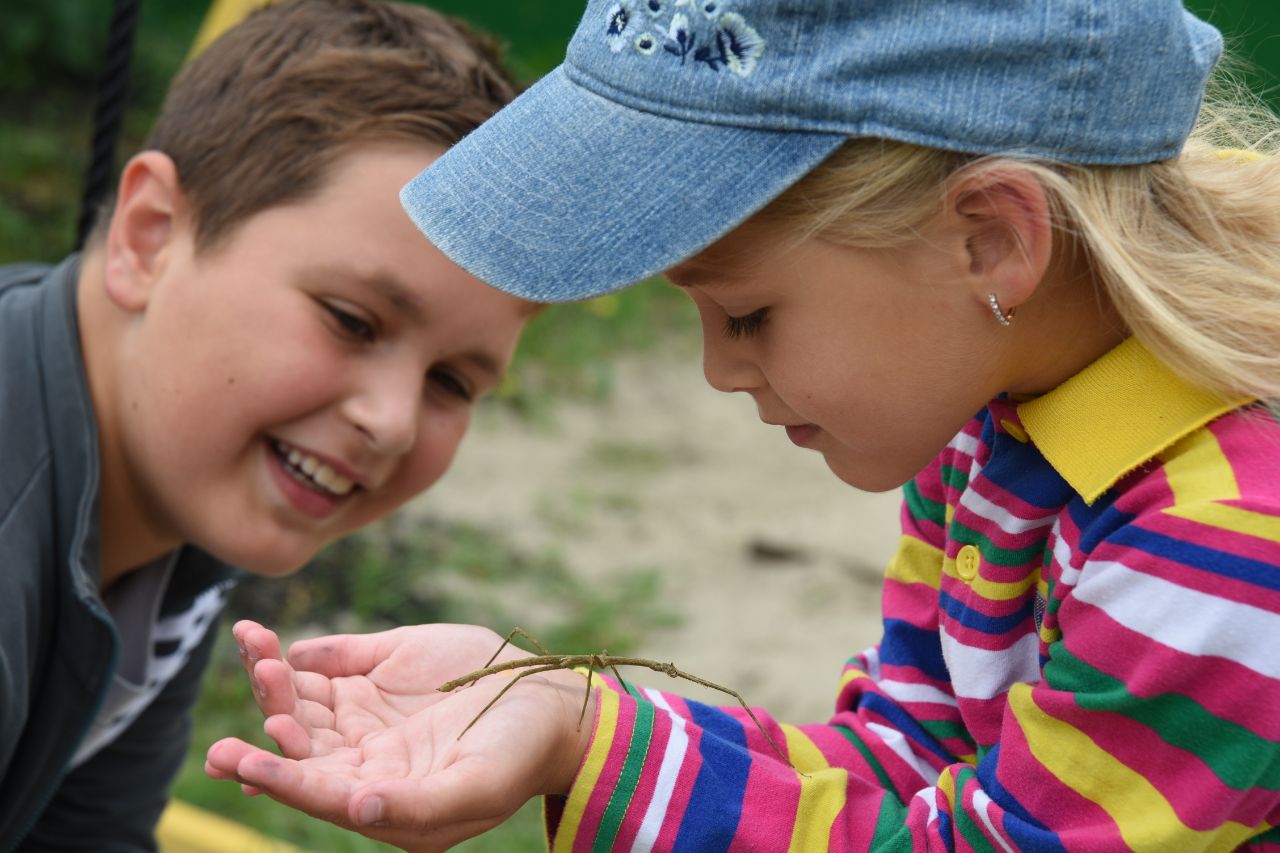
[0,258,238,851]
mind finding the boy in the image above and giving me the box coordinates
[0,0,533,848]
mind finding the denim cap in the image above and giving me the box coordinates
[401,0,1222,303]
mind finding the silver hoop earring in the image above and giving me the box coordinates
[987,292,1016,327]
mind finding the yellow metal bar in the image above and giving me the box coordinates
[156,799,307,853]
[188,0,276,59]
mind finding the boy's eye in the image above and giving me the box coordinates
[723,307,769,340]
[323,301,377,343]
[429,367,473,403]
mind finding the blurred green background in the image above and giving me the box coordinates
[1,1,1276,850]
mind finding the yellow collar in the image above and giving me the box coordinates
[1016,338,1252,504]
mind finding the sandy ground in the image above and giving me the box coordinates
[409,350,902,724]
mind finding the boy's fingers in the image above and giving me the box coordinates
[350,783,506,853]
[205,737,263,777]
[203,758,235,781]
[234,623,259,673]
[232,752,359,827]
[262,713,315,760]
[250,658,298,716]
[204,755,264,796]
[261,710,347,757]
[252,659,338,724]
[350,771,507,834]
[234,621,282,670]
[231,620,264,641]
[288,632,389,677]
[290,668,338,708]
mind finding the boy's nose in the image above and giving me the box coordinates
[342,369,420,458]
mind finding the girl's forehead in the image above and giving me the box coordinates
[668,219,793,286]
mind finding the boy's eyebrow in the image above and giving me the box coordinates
[305,264,428,322]
[364,272,426,324]
[459,350,504,382]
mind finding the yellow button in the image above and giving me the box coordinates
[956,545,982,581]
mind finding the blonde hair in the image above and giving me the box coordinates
[757,64,1280,405]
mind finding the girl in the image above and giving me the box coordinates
[207,1,1280,850]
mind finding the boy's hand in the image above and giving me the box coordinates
[205,622,595,851]
[226,620,521,761]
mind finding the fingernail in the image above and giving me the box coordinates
[357,796,384,826]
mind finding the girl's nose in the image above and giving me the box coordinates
[701,336,765,395]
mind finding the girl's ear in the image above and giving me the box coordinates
[946,165,1054,315]
[102,151,187,312]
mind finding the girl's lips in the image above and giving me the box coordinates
[785,424,819,448]
[265,441,348,520]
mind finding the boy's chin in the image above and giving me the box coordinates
[210,541,322,578]
[237,559,311,578]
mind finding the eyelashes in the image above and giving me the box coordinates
[723,307,769,339]
[322,301,377,343]
[429,368,473,402]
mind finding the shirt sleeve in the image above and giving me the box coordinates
[546,456,953,851]
[546,457,1280,849]
[18,615,221,852]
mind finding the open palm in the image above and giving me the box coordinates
[224,621,534,758]
[205,621,593,851]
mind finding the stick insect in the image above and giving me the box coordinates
[437,628,799,772]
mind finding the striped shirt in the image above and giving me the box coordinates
[548,338,1280,852]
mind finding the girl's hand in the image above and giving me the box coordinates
[205,622,595,851]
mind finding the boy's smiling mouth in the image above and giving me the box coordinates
[270,439,358,497]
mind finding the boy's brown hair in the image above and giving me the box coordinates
[139,0,518,252]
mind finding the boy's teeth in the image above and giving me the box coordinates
[276,442,356,496]
[313,465,354,495]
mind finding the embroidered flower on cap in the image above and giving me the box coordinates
[608,0,763,77]
[664,13,695,62]
[708,13,764,76]
[605,2,633,52]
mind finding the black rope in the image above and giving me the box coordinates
[76,0,141,250]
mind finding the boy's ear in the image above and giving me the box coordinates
[102,151,187,312]
[945,165,1053,315]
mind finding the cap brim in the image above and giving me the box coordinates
[400,66,845,303]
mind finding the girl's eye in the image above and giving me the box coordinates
[429,367,473,403]
[723,307,769,340]
[323,302,376,343]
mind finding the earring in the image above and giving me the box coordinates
[987,292,1016,327]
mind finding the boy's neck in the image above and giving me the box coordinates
[76,246,181,591]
